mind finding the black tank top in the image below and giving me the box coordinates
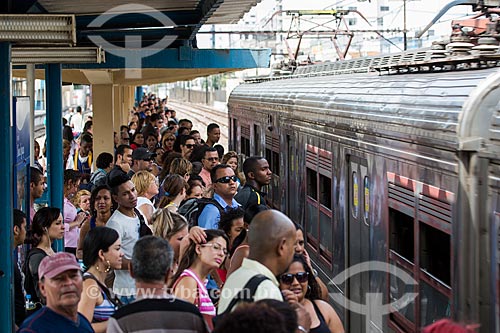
[310,300,331,333]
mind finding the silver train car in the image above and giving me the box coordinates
[227,49,500,332]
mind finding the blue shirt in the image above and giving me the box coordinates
[18,307,94,333]
[197,193,240,229]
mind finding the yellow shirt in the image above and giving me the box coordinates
[217,258,283,314]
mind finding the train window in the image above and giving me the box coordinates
[320,211,333,255]
[420,223,450,286]
[232,118,238,151]
[389,208,414,262]
[307,168,318,200]
[306,201,319,241]
[319,174,332,209]
[241,137,250,157]
[272,151,280,176]
[389,261,415,323]
[351,171,359,218]
[254,124,260,155]
[265,148,272,168]
[420,281,451,326]
[363,176,370,224]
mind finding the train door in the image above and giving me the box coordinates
[347,155,370,333]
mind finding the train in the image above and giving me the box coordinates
[226,13,500,333]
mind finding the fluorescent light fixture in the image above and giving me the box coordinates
[12,47,105,64]
[0,15,76,45]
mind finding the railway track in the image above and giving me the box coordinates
[168,100,229,149]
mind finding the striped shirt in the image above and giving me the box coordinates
[172,269,216,316]
[107,297,208,333]
[83,272,115,322]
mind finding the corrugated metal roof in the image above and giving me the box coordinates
[36,0,260,25]
[37,0,201,15]
[10,0,261,46]
[206,0,262,24]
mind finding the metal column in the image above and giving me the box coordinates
[135,86,143,106]
[27,64,35,165]
[0,42,14,333]
[45,64,64,252]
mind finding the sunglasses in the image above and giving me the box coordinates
[184,144,195,149]
[215,175,238,184]
[280,272,309,284]
[165,138,175,142]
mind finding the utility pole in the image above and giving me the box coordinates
[403,0,407,50]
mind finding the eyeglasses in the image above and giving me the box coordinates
[215,175,238,184]
[205,157,219,162]
[280,272,309,284]
[184,144,195,149]
[200,243,228,256]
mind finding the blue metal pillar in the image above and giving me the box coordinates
[0,42,14,333]
[45,64,64,252]
[135,86,143,106]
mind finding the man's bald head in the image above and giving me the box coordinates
[248,210,297,276]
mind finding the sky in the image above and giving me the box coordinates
[197,0,477,53]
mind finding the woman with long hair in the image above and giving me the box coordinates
[161,132,176,150]
[63,170,88,255]
[23,207,64,313]
[131,171,159,224]
[222,151,244,188]
[77,185,114,259]
[279,254,344,333]
[129,132,144,150]
[169,157,192,182]
[63,139,72,169]
[78,227,123,333]
[158,174,188,213]
[293,223,329,301]
[218,207,246,251]
[170,229,229,330]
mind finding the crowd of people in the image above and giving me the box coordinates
[14,94,474,332]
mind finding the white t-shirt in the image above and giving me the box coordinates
[106,209,140,296]
[70,112,83,133]
[137,196,154,212]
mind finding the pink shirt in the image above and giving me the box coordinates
[200,168,212,188]
[173,269,216,316]
[63,197,80,248]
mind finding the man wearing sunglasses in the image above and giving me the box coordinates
[180,135,196,160]
[200,147,220,187]
[197,164,240,230]
[131,148,156,174]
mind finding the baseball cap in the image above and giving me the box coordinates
[132,147,157,161]
[38,252,81,279]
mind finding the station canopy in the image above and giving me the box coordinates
[6,0,270,84]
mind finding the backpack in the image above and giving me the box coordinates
[23,248,47,313]
[212,274,270,328]
[178,197,224,227]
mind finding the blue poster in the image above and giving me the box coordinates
[13,96,30,213]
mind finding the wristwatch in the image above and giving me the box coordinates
[297,325,309,333]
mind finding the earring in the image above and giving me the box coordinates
[104,260,111,273]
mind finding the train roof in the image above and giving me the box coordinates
[230,64,500,163]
